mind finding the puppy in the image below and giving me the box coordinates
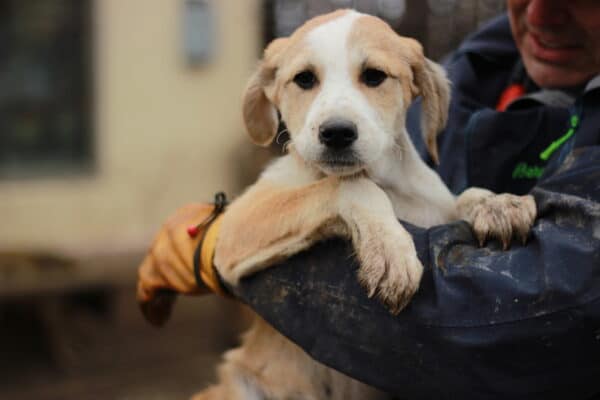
[194,9,536,400]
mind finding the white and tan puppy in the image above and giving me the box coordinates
[194,9,535,400]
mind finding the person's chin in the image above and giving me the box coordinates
[522,53,590,89]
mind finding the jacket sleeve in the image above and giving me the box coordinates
[229,146,600,400]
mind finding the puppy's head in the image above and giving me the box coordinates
[242,10,449,176]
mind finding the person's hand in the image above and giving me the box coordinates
[137,203,215,326]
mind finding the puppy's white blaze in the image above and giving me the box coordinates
[306,11,359,75]
[296,10,389,169]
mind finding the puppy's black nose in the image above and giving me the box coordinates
[318,120,357,150]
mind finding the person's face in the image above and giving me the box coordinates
[508,0,600,89]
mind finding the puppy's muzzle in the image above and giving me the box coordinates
[319,119,357,150]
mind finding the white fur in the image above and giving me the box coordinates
[293,11,393,176]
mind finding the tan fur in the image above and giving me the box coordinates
[241,10,352,147]
[215,172,342,283]
[195,10,536,400]
[348,15,417,108]
[457,188,537,249]
[413,58,450,164]
[348,15,450,163]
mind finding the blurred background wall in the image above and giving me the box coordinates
[0,1,261,398]
[0,0,261,253]
[0,1,505,398]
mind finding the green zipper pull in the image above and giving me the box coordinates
[539,114,580,161]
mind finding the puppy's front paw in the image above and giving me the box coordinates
[470,194,536,249]
[356,224,423,315]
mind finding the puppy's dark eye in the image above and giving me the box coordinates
[293,70,317,90]
[361,68,387,87]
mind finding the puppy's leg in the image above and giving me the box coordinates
[338,178,423,314]
[456,187,537,249]
[192,318,324,400]
[216,175,422,313]
[215,175,343,285]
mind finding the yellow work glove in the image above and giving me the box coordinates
[137,197,227,326]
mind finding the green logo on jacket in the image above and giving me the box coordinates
[512,162,544,179]
[511,115,580,180]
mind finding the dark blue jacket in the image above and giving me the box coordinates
[233,15,600,400]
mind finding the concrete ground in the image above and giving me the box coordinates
[0,287,245,400]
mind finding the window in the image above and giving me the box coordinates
[0,0,92,178]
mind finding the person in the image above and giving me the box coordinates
[137,1,600,399]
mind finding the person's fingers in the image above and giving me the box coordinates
[138,233,194,325]
[140,288,178,327]
[136,203,218,326]
[163,219,200,289]
[137,252,165,302]
[153,229,196,292]
[137,252,179,326]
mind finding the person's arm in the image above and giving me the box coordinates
[229,146,600,400]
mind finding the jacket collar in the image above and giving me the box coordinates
[457,14,519,63]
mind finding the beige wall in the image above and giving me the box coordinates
[0,0,261,254]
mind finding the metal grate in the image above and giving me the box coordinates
[263,0,506,61]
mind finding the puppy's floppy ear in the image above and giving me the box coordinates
[411,53,450,165]
[242,38,288,147]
